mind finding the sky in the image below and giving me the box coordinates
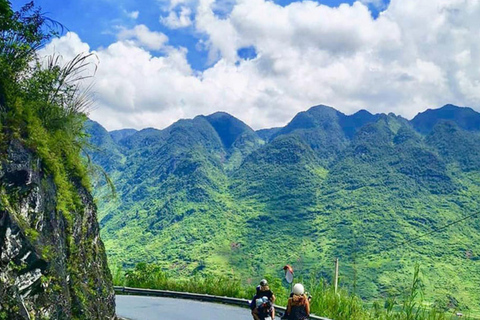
[10,0,480,131]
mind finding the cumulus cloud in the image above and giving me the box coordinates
[161,6,193,29]
[117,25,168,51]
[38,0,480,131]
[38,32,91,62]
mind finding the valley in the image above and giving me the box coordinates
[88,104,480,312]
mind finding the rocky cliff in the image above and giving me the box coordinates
[0,140,115,319]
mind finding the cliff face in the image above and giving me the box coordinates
[0,140,115,319]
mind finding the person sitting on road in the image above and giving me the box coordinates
[285,283,310,320]
[250,279,276,319]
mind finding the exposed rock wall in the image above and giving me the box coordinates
[0,140,115,319]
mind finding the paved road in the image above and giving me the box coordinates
[116,295,280,320]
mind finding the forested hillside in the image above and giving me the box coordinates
[89,104,480,311]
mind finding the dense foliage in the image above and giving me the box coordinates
[0,1,93,216]
[89,104,480,317]
[0,3,115,319]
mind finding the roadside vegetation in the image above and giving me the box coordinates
[113,263,472,320]
[0,0,96,218]
[1,1,117,319]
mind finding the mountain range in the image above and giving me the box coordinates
[87,104,480,310]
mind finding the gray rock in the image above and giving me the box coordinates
[0,140,116,319]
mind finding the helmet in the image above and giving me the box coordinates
[292,283,304,295]
[260,279,268,286]
[256,297,268,308]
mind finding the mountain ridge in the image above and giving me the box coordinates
[88,103,480,311]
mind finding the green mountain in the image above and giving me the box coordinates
[256,127,281,142]
[88,104,480,311]
[110,128,137,143]
[411,104,480,134]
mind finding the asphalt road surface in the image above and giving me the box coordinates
[116,295,281,320]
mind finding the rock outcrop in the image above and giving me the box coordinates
[0,140,115,319]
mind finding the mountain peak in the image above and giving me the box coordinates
[353,109,374,117]
[204,112,257,149]
[411,104,480,134]
[206,111,235,118]
[441,103,464,110]
[275,104,342,136]
[339,109,380,139]
[306,104,341,114]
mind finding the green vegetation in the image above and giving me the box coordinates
[0,1,94,218]
[115,263,471,320]
[88,104,480,318]
[3,2,477,319]
[114,262,253,298]
[1,2,114,319]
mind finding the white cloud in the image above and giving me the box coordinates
[38,0,480,131]
[161,6,193,29]
[117,25,168,51]
[127,10,139,19]
[36,32,99,84]
[38,32,91,62]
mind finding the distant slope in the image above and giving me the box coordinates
[203,112,264,170]
[110,128,137,143]
[85,120,125,171]
[88,105,480,310]
[426,121,480,171]
[90,115,257,271]
[256,127,281,142]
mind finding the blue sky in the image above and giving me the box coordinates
[12,0,389,71]
[10,0,479,131]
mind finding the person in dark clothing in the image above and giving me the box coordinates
[250,279,276,319]
[286,283,310,320]
[254,296,275,320]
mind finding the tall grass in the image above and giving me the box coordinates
[113,263,254,298]
[113,263,472,320]
[307,280,366,319]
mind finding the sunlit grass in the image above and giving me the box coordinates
[113,263,473,320]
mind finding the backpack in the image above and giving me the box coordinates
[257,299,273,318]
